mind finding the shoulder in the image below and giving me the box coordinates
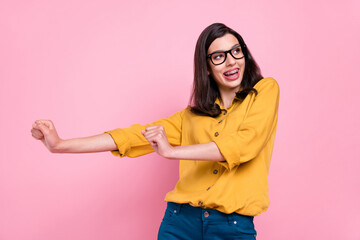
[172,105,194,120]
[253,77,280,95]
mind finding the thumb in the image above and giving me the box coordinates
[32,121,50,135]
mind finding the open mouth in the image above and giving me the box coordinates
[223,68,240,80]
[224,68,239,76]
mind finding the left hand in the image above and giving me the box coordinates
[141,125,175,158]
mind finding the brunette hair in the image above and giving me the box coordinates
[190,23,263,117]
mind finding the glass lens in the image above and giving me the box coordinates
[211,52,226,65]
[231,46,243,58]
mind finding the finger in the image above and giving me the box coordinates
[32,121,50,135]
[143,131,164,140]
[142,131,163,142]
[142,127,161,135]
[31,128,44,140]
[149,141,158,147]
[143,127,165,136]
[35,120,54,130]
[34,128,44,137]
[31,133,43,140]
[144,125,165,131]
[142,134,158,147]
[142,130,156,139]
[31,130,43,139]
[31,128,44,138]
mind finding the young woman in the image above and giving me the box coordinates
[31,23,280,240]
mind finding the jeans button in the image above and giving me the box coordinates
[204,211,209,217]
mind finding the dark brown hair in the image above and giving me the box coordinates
[190,23,263,117]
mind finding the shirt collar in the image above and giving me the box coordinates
[215,88,243,109]
[215,96,240,110]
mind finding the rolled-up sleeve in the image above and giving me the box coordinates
[214,78,280,171]
[105,108,186,158]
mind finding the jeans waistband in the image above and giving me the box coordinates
[166,202,254,224]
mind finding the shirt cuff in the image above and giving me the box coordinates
[213,137,239,171]
[104,128,130,157]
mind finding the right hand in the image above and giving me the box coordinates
[31,120,62,153]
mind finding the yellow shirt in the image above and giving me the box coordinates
[105,77,280,216]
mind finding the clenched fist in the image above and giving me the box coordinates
[141,125,175,159]
[31,120,62,153]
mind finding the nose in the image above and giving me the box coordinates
[225,52,236,66]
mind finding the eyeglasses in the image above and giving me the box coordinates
[207,45,245,65]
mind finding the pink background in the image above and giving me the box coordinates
[1,0,359,239]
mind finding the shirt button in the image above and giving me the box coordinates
[204,211,210,217]
[234,221,237,224]
[218,120,223,124]
[198,201,203,206]
[213,169,218,174]
[214,132,219,137]
[173,210,177,213]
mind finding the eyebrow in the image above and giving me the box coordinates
[209,44,241,54]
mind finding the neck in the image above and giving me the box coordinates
[219,89,238,109]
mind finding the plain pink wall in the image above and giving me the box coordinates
[1,0,359,239]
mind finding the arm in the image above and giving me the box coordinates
[141,125,225,161]
[31,120,117,153]
[213,78,280,170]
[106,108,185,158]
[164,142,225,161]
[142,78,280,166]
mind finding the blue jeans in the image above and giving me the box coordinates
[158,202,257,240]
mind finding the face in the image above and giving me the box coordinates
[207,33,245,93]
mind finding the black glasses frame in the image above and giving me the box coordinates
[207,45,245,66]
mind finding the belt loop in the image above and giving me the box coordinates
[177,203,182,214]
[227,213,234,225]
